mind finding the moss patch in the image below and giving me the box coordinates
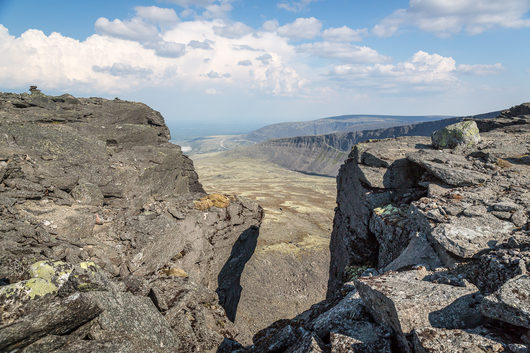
[194,193,232,210]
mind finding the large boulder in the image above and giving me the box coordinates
[431,120,481,149]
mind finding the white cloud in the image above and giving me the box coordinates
[456,63,504,75]
[135,6,179,23]
[277,0,318,12]
[213,21,253,38]
[278,17,322,40]
[322,26,366,42]
[95,17,159,42]
[330,51,458,91]
[205,88,218,95]
[374,0,530,37]
[0,19,306,96]
[298,42,389,63]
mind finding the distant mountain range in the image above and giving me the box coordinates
[224,110,501,177]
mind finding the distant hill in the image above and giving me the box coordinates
[176,114,452,154]
[225,110,501,177]
[244,114,451,142]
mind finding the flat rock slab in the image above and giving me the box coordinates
[412,327,504,353]
[430,214,513,258]
[482,274,530,329]
[407,151,490,187]
[355,270,482,350]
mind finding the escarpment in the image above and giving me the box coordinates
[0,89,263,352]
[222,104,530,352]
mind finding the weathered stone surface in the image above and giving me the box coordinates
[412,327,504,353]
[431,120,481,149]
[408,150,491,187]
[482,274,530,329]
[430,214,513,258]
[355,270,482,351]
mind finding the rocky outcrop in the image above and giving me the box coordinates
[0,89,263,352]
[226,104,529,352]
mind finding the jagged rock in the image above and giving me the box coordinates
[355,270,482,352]
[383,232,442,271]
[431,120,481,149]
[412,327,504,353]
[330,332,391,353]
[482,274,530,329]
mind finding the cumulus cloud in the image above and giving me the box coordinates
[135,6,179,23]
[298,42,389,63]
[95,17,159,42]
[322,26,366,42]
[277,0,318,12]
[213,21,253,39]
[329,51,500,91]
[238,60,252,66]
[373,0,530,37]
[277,17,322,40]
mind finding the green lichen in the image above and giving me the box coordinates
[25,278,58,299]
[373,204,400,217]
[79,261,97,270]
[344,265,369,282]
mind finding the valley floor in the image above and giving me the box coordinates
[192,152,336,343]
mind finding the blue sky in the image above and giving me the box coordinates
[0,0,529,130]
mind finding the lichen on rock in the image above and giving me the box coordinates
[431,120,481,149]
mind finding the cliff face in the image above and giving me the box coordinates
[0,90,263,352]
[223,104,530,352]
[233,111,500,177]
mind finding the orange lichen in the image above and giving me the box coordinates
[193,193,231,210]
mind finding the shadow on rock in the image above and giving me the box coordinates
[216,226,259,322]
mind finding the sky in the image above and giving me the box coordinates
[0,0,529,132]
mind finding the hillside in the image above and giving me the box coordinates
[174,114,452,154]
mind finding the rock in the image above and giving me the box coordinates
[482,274,530,329]
[71,179,104,206]
[0,292,103,351]
[355,270,482,352]
[431,120,481,149]
[383,232,442,271]
[408,151,491,187]
[430,213,513,258]
[412,327,504,353]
